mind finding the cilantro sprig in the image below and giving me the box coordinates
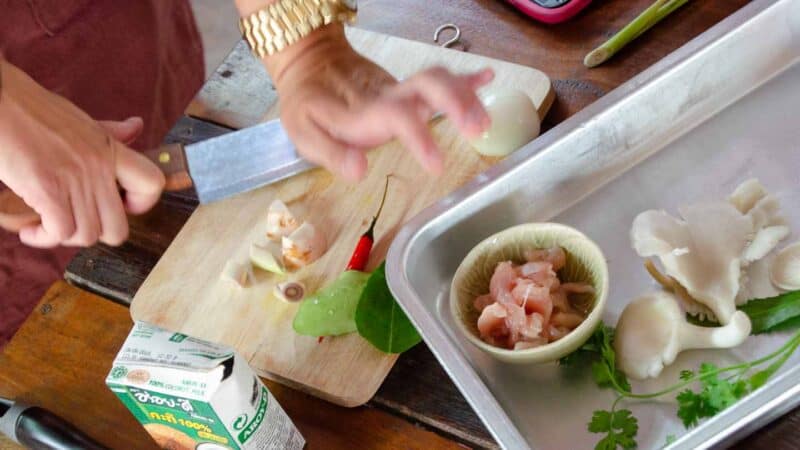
[564,319,800,449]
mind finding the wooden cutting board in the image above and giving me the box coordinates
[130,28,553,407]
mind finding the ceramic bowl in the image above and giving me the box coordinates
[450,222,609,364]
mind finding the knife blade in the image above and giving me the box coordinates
[0,119,314,232]
[144,118,315,204]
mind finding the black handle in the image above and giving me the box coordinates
[16,407,108,450]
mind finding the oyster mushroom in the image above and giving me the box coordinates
[631,202,752,324]
[631,179,789,324]
[615,291,752,380]
[770,242,800,291]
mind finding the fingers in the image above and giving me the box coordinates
[398,67,494,138]
[98,117,144,145]
[18,179,76,248]
[308,67,493,176]
[311,92,444,175]
[290,116,368,181]
[94,172,129,246]
[60,179,101,247]
[115,144,165,214]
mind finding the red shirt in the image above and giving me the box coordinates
[0,1,205,347]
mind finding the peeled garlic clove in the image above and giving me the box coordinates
[221,260,251,287]
[770,242,800,290]
[274,281,306,303]
[469,88,540,157]
[266,199,300,241]
[282,222,327,269]
[250,242,285,274]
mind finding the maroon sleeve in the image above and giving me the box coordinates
[0,1,206,348]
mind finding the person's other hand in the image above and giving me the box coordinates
[0,61,165,248]
[265,24,494,181]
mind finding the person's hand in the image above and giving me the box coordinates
[264,24,494,181]
[0,61,165,248]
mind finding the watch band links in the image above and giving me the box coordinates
[239,0,352,58]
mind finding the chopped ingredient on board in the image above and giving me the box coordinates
[266,199,300,241]
[474,247,593,350]
[274,281,306,303]
[293,270,370,337]
[770,242,800,291]
[221,259,251,287]
[346,176,390,271]
[282,221,327,269]
[355,262,422,353]
[614,292,751,380]
[250,241,285,274]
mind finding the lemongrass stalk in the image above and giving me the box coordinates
[584,0,690,68]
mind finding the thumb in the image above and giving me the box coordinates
[98,117,144,145]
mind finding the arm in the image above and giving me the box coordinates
[0,58,165,248]
[232,0,493,181]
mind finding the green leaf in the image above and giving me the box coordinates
[679,370,694,381]
[588,410,612,433]
[664,434,677,446]
[676,389,702,428]
[687,290,800,334]
[293,271,371,336]
[589,409,638,450]
[355,263,422,353]
[739,290,800,334]
[612,410,638,438]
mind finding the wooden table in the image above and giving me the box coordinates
[6,0,791,448]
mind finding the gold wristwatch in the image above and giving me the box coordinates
[239,0,357,58]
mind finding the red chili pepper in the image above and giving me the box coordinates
[346,176,390,271]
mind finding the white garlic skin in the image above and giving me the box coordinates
[469,89,540,157]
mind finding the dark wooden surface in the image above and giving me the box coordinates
[62,1,800,449]
[0,282,465,450]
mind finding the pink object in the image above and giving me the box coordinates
[506,0,593,24]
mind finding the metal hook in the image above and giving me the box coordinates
[434,23,461,49]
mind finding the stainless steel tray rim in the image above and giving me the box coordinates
[387,1,800,448]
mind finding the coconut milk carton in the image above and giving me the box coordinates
[107,321,305,450]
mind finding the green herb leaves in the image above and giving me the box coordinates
[570,320,800,449]
[293,270,371,336]
[561,325,631,392]
[588,409,638,450]
[356,263,422,354]
[739,290,800,334]
[686,290,800,334]
[675,363,747,428]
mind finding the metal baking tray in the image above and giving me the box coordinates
[386,0,800,448]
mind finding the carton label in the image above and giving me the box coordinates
[107,322,305,450]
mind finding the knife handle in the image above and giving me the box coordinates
[0,144,194,233]
[142,143,194,192]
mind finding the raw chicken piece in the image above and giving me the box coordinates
[474,248,591,350]
[477,303,510,347]
[473,294,494,312]
[525,246,566,271]
[490,261,517,304]
[551,311,585,329]
[511,279,552,326]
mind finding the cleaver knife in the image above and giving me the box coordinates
[0,119,313,232]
